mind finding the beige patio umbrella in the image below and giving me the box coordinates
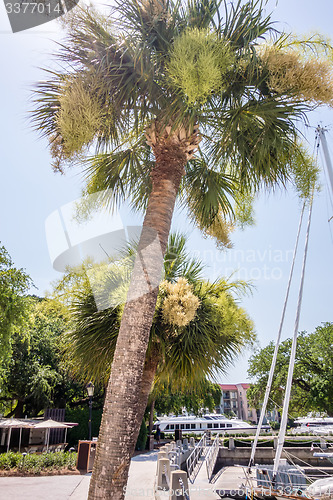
[33,419,71,451]
[0,418,33,452]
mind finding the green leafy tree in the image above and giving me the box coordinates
[31,0,331,496]
[247,322,333,417]
[154,380,222,417]
[0,244,31,364]
[0,297,83,418]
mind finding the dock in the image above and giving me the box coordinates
[1,435,332,500]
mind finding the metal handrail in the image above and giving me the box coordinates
[206,433,220,482]
[186,432,206,483]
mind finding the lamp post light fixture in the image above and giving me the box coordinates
[86,381,95,441]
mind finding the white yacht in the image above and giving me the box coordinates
[293,416,333,435]
[154,413,268,435]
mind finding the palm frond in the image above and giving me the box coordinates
[83,136,153,213]
[163,232,204,282]
[272,32,333,59]
[221,0,275,50]
[60,233,254,387]
[113,0,183,54]
[185,0,221,30]
[207,97,308,191]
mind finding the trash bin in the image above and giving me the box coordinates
[76,440,97,473]
[175,429,183,441]
[147,434,155,451]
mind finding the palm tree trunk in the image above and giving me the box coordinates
[133,354,159,450]
[88,144,187,500]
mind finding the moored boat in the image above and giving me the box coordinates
[154,413,269,434]
[293,416,333,435]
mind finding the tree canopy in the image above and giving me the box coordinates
[0,296,84,418]
[0,244,32,364]
[247,322,333,417]
[154,380,222,416]
[32,0,325,240]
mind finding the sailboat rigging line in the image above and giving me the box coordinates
[247,202,306,471]
[267,396,296,421]
[272,193,314,481]
[282,449,332,479]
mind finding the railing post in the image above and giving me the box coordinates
[189,437,195,448]
[228,437,235,450]
[183,438,189,451]
[157,457,171,491]
[158,450,168,460]
[169,470,190,500]
[320,438,327,450]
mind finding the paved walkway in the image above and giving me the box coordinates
[0,452,245,499]
[0,451,158,500]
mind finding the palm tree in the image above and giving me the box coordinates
[32,1,332,496]
[60,233,253,387]
[60,232,254,439]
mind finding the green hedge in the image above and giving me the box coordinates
[136,420,148,451]
[65,408,148,451]
[0,451,77,473]
[65,407,103,447]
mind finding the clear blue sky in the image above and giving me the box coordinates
[1,0,333,384]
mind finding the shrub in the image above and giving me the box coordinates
[0,452,20,470]
[0,451,77,473]
[136,419,148,451]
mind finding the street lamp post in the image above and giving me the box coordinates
[86,381,95,441]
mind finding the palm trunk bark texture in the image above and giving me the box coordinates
[88,123,200,499]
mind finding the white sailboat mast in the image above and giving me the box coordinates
[248,203,305,469]
[272,198,313,478]
[317,126,333,196]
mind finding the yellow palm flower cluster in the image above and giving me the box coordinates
[57,77,102,156]
[262,47,333,106]
[160,277,200,327]
[167,28,235,105]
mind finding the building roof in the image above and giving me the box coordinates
[219,384,237,390]
[219,383,251,390]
